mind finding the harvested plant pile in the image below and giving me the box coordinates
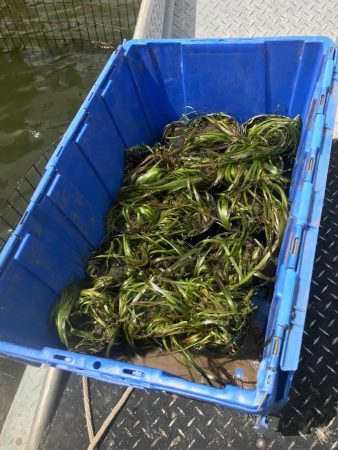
[54,113,300,373]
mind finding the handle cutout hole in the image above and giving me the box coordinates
[320,94,325,105]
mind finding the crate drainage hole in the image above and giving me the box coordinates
[93,361,101,369]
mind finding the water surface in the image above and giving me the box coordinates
[0,48,110,203]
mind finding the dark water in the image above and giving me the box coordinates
[0,46,111,431]
[0,48,110,203]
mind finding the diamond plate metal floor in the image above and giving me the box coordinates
[171,0,338,39]
[42,143,338,450]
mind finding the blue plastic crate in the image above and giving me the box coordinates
[0,37,337,415]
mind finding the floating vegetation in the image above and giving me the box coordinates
[53,113,300,378]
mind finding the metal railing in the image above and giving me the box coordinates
[0,139,59,251]
[0,0,141,51]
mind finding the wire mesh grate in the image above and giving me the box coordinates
[0,139,59,251]
[0,0,141,51]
